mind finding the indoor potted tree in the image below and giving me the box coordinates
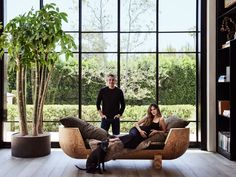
[0,3,76,157]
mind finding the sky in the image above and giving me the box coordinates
[4,0,199,52]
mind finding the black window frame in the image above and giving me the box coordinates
[0,0,4,148]
[0,0,207,149]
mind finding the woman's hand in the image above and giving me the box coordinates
[139,130,147,138]
[149,129,158,137]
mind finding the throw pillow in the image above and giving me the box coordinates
[87,139,101,150]
[87,139,125,161]
[136,131,167,150]
[165,115,189,131]
[145,132,168,142]
[59,116,108,141]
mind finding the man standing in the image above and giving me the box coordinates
[96,74,125,135]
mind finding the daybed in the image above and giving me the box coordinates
[59,126,189,169]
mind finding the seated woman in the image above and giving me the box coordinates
[111,103,167,149]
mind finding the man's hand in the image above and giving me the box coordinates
[114,114,121,119]
[99,110,107,119]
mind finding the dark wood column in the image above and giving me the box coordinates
[0,0,4,148]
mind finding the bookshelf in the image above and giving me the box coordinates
[216,0,236,160]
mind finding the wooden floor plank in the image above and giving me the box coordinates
[33,151,62,177]
[16,157,48,177]
[0,149,236,177]
[48,151,72,177]
[3,158,31,177]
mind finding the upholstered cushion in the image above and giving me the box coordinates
[165,115,189,131]
[87,138,149,161]
[60,117,108,141]
[136,131,167,149]
[145,132,168,142]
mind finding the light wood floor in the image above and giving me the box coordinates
[0,148,236,177]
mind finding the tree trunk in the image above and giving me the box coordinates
[38,66,52,134]
[16,58,28,136]
[32,62,40,136]
[37,65,46,134]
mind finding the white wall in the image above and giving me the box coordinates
[207,0,216,151]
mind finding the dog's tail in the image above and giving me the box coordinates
[75,164,86,171]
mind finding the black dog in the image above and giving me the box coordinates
[75,139,109,174]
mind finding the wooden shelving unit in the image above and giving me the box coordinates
[216,0,236,160]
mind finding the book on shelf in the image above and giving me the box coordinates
[222,42,230,49]
[226,66,230,82]
[218,100,230,115]
[218,131,230,152]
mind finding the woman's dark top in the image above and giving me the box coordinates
[119,121,161,149]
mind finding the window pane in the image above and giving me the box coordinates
[121,33,156,52]
[120,54,156,106]
[82,33,117,52]
[45,54,79,105]
[82,0,117,31]
[54,33,78,52]
[121,0,156,31]
[198,32,201,52]
[81,54,117,121]
[159,33,196,52]
[159,0,196,31]
[44,0,79,31]
[6,122,65,142]
[158,53,196,105]
[159,53,196,141]
[188,122,197,142]
[4,121,19,142]
[5,0,39,23]
[6,53,79,108]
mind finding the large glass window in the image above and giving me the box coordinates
[5,0,39,23]
[2,0,200,144]
[159,0,196,31]
[45,0,79,31]
[120,0,156,31]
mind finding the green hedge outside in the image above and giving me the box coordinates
[7,104,195,133]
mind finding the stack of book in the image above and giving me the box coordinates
[218,100,230,116]
[222,41,230,48]
[218,131,230,152]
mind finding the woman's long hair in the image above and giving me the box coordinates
[142,103,162,126]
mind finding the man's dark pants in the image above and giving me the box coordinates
[101,118,120,135]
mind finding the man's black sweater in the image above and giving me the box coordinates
[96,86,125,119]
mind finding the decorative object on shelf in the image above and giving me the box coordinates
[223,110,230,117]
[225,0,236,8]
[218,75,227,82]
[220,17,236,41]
